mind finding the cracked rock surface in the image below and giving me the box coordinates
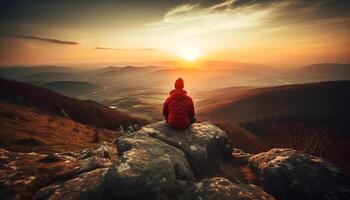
[1,122,350,200]
[104,131,194,199]
[248,148,350,200]
[183,177,275,200]
[140,121,233,177]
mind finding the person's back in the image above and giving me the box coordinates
[163,78,195,130]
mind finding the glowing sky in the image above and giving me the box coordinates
[0,0,349,67]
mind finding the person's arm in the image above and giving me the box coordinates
[188,97,195,119]
[163,99,169,122]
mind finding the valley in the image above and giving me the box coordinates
[0,62,350,199]
[2,1,350,198]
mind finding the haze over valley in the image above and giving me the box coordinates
[1,1,350,199]
[1,62,349,121]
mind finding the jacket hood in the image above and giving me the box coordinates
[174,78,184,89]
[169,89,187,101]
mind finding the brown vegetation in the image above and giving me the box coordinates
[0,100,120,153]
[261,123,350,173]
[0,78,147,131]
[211,121,350,175]
[199,81,350,174]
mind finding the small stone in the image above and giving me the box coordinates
[39,153,62,163]
[190,145,198,151]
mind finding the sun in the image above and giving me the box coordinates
[178,45,202,62]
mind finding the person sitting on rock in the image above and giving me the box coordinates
[163,78,196,129]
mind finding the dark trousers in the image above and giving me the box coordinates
[190,117,196,124]
[164,116,196,124]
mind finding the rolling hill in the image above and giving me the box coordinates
[18,72,81,82]
[199,81,350,123]
[98,66,152,76]
[0,66,75,79]
[279,63,350,84]
[41,81,102,97]
[198,81,350,173]
[0,78,147,131]
[87,66,160,80]
[0,100,120,153]
[294,63,350,76]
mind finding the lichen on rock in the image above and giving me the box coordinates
[3,122,350,200]
[138,121,233,177]
[104,131,194,199]
[183,177,275,200]
[248,148,350,200]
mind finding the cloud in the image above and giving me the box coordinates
[130,0,350,60]
[94,47,156,51]
[0,33,79,45]
[144,0,350,39]
[143,0,270,40]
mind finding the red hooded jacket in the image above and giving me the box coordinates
[163,89,195,129]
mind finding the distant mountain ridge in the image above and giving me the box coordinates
[0,65,75,78]
[287,63,350,82]
[18,72,80,82]
[294,63,350,74]
[41,81,102,97]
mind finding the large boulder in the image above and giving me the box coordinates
[183,177,275,200]
[77,143,116,160]
[34,168,107,200]
[104,131,194,199]
[248,148,350,200]
[76,156,112,174]
[139,121,232,177]
[0,143,117,200]
[5,121,350,200]
[232,148,253,165]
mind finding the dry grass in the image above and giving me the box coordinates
[215,121,350,175]
[0,100,120,153]
[0,78,148,131]
[262,123,350,174]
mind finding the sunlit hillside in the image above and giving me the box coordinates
[1,1,350,199]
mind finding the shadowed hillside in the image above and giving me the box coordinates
[200,81,350,123]
[0,100,120,153]
[274,63,350,84]
[198,81,350,173]
[0,78,147,131]
[293,63,350,78]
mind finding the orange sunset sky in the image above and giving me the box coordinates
[0,0,349,68]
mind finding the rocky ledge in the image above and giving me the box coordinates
[1,121,350,200]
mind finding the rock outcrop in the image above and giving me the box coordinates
[183,177,275,200]
[232,148,253,164]
[140,121,232,177]
[104,131,194,199]
[1,122,350,200]
[0,143,116,200]
[248,148,350,200]
[34,168,107,200]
